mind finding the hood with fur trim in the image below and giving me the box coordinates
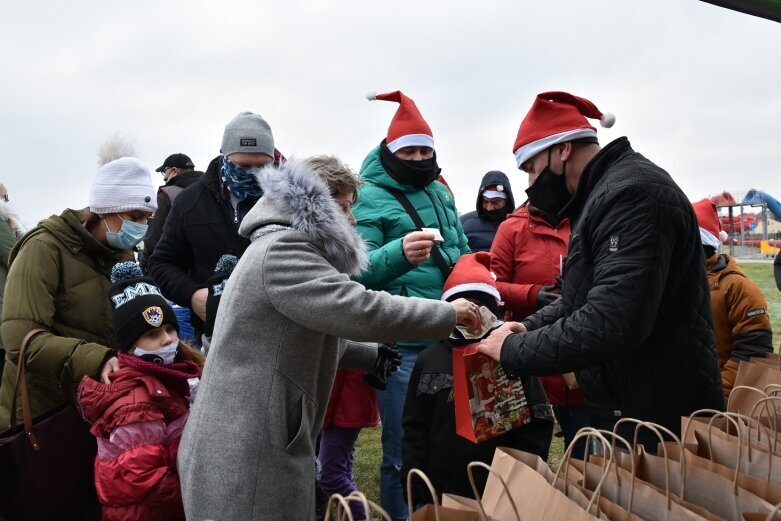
[0,201,25,238]
[238,159,368,276]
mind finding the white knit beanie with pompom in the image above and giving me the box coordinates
[89,136,157,214]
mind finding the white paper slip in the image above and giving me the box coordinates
[421,227,444,242]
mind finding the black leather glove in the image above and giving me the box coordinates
[364,343,401,390]
[537,284,560,309]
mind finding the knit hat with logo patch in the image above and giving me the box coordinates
[367,90,434,153]
[108,262,178,351]
[221,112,275,158]
[513,91,615,169]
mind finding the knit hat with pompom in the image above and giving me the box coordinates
[107,261,178,350]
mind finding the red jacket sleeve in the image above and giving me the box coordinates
[490,220,540,321]
[95,404,184,508]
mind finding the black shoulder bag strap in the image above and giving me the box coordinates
[385,187,452,280]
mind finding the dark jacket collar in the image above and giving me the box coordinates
[561,137,632,221]
[166,170,203,188]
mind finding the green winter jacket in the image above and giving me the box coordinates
[353,146,470,348]
[0,209,125,426]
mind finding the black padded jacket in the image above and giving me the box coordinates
[148,156,259,308]
[500,137,724,439]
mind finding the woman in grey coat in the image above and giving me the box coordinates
[177,156,479,521]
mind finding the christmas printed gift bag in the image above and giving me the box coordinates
[453,343,531,443]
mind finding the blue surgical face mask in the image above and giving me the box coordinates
[104,215,148,250]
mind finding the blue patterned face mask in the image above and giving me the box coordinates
[222,156,263,201]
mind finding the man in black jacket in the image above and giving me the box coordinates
[139,153,202,274]
[478,92,723,444]
[148,112,279,339]
[459,171,515,252]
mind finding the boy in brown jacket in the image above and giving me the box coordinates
[693,198,773,398]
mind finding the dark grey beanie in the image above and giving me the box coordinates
[221,112,274,158]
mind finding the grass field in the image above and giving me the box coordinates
[353,258,779,507]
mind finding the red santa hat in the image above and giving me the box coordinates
[367,90,434,153]
[692,198,728,248]
[441,252,501,305]
[512,91,615,169]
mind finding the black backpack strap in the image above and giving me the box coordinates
[385,187,452,280]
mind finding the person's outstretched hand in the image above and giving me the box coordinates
[450,298,482,334]
[476,322,526,361]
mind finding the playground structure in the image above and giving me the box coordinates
[709,190,781,257]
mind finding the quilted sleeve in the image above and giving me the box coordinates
[501,188,674,376]
[95,407,183,507]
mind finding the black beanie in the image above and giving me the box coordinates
[204,254,238,336]
[108,262,179,351]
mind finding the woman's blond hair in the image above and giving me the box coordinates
[303,155,363,199]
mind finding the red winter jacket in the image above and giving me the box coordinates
[77,353,201,521]
[323,370,379,429]
[490,207,584,406]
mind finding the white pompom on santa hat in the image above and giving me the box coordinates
[441,252,502,306]
[692,198,728,248]
[512,91,615,169]
[367,90,434,153]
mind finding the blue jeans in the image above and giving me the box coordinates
[377,344,421,521]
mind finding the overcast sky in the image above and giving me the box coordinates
[1,1,779,228]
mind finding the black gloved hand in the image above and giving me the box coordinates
[537,284,560,309]
[364,343,401,390]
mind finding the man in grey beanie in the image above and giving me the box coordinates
[149,112,283,343]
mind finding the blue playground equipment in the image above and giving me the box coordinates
[743,189,781,221]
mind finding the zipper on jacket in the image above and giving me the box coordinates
[233,205,239,224]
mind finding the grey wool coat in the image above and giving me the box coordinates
[177,160,457,521]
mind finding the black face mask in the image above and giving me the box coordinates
[525,148,572,219]
[483,206,511,222]
[379,141,441,189]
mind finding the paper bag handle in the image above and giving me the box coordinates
[553,427,614,516]
[466,460,521,521]
[764,501,781,521]
[407,468,441,521]
[749,396,781,452]
[727,385,767,413]
[323,493,354,521]
[343,491,391,521]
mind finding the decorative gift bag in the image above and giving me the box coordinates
[0,329,98,521]
[452,343,531,443]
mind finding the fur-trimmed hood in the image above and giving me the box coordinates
[238,159,368,276]
[0,200,25,238]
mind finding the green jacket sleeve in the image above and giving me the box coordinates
[353,192,415,289]
[1,238,112,383]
